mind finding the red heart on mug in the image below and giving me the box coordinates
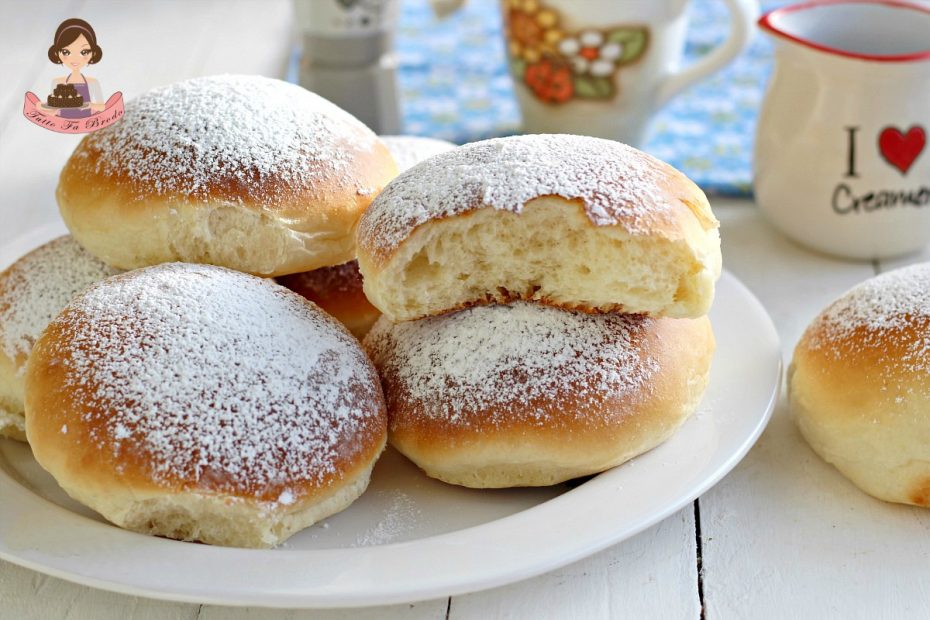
[878,125,926,175]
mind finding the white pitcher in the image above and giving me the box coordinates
[501,0,758,146]
[754,1,930,260]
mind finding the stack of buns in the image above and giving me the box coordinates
[6,75,410,547]
[359,134,721,488]
[3,74,721,546]
[277,135,455,338]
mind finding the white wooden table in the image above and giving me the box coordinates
[3,1,930,618]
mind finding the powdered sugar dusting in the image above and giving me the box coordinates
[352,490,420,546]
[0,236,120,366]
[358,134,684,256]
[77,75,379,203]
[49,263,383,499]
[808,263,930,375]
[380,135,456,173]
[365,302,659,426]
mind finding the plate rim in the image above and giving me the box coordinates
[0,264,782,609]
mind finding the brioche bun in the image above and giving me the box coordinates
[57,75,397,277]
[0,236,119,441]
[357,134,720,322]
[790,263,930,507]
[26,263,387,547]
[364,302,714,487]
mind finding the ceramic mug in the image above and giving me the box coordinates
[755,1,930,260]
[501,0,759,147]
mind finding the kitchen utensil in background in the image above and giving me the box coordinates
[754,0,930,260]
[294,0,402,134]
[500,0,758,147]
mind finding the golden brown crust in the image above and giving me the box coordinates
[909,477,930,507]
[276,261,381,338]
[26,313,387,504]
[365,305,714,487]
[789,264,930,507]
[793,309,930,425]
[24,264,387,521]
[56,75,398,276]
[382,282,635,320]
[57,139,396,277]
[387,316,711,441]
[59,130,395,233]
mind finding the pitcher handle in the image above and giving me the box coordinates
[656,0,759,107]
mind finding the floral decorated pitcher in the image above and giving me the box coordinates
[501,0,758,146]
[755,0,930,259]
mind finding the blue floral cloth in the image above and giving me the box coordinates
[293,0,784,196]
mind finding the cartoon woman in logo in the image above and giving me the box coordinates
[22,18,123,133]
[47,18,104,118]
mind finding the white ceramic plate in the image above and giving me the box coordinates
[0,224,782,608]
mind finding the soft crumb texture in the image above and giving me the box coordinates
[359,196,721,321]
[365,302,658,426]
[358,134,712,258]
[77,74,379,204]
[39,263,383,500]
[380,135,456,173]
[356,134,721,321]
[0,236,119,364]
